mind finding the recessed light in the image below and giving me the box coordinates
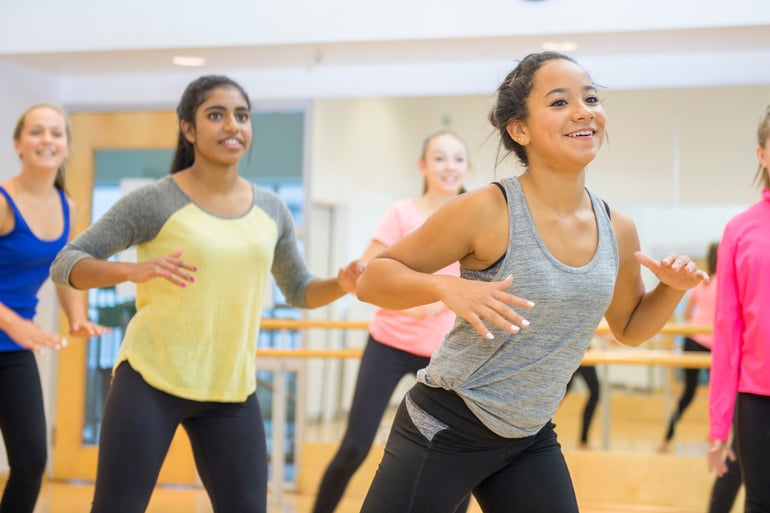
[541,41,578,52]
[172,56,206,67]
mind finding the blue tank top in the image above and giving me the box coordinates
[0,186,70,351]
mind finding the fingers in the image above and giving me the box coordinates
[70,321,113,338]
[465,276,534,340]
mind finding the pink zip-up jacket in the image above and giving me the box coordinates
[708,189,770,441]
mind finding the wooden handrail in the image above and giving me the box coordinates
[260,319,712,336]
[256,321,712,367]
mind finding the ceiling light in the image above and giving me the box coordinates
[541,41,578,52]
[172,56,206,67]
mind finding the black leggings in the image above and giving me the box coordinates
[566,365,599,444]
[312,337,469,513]
[663,337,710,442]
[360,383,578,513]
[91,362,267,513]
[736,392,770,513]
[0,351,47,513]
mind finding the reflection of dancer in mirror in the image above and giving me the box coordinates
[658,241,718,454]
[51,76,361,513]
[565,363,599,449]
[312,131,471,513]
[356,51,708,513]
[0,104,109,513]
[708,105,770,513]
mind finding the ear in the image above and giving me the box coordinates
[757,144,769,171]
[13,139,22,159]
[417,156,428,177]
[506,120,529,146]
[181,120,196,144]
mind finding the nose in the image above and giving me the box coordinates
[573,102,596,121]
[223,114,238,132]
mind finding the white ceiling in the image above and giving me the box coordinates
[2,0,769,104]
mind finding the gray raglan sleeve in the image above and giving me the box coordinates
[50,180,175,287]
[258,189,315,309]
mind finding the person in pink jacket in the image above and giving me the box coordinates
[708,105,770,513]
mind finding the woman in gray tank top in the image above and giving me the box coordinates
[356,52,709,513]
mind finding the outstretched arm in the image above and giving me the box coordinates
[357,186,533,339]
[604,209,708,346]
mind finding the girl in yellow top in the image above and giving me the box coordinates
[51,75,361,513]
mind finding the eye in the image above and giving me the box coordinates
[549,99,567,107]
[236,112,250,122]
[208,111,223,121]
[585,95,600,104]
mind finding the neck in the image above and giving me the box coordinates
[13,167,58,196]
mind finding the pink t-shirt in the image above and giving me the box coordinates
[709,189,770,441]
[687,276,717,349]
[368,198,459,357]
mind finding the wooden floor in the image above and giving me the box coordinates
[16,385,742,513]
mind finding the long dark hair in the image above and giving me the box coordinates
[488,51,579,168]
[170,75,251,173]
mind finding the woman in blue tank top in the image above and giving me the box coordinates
[0,105,109,513]
[356,52,710,513]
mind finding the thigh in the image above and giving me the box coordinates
[91,362,187,513]
[736,392,770,512]
[474,423,578,513]
[0,352,47,465]
[184,393,267,513]
[360,395,478,513]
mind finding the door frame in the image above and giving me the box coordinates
[53,111,197,483]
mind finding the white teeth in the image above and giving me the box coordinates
[222,138,240,145]
[568,130,593,137]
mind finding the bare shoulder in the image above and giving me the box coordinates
[455,183,510,269]
[0,185,11,235]
[607,206,642,267]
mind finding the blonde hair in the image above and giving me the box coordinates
[13,104,72,190]
[753,105,770,190]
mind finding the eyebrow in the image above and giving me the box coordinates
[544,85,598,97]
[203,105,249,112]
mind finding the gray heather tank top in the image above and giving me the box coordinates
[417,176,618,438]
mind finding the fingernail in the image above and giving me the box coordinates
[485,332,494,340]
[511,325,520,333]
[526,301,535,307]
[521,319,530,327]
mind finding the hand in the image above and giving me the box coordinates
[337,259,364,294]
[126,248,197,287]
[69,320,113,338]
[707,439,732,477]
[439,275,533,340]
[5,317,66,352]
[634,251,709,291]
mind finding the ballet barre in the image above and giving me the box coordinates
[256,321,712,503]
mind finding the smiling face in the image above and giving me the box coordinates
[182,85,252,168]
[419,133,470,196]
[13,106,70,172]
[507,58,606,172]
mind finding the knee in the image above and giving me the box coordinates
[11,451,47,482]
[333,442,369,470]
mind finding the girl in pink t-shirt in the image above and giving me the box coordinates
[312,132,471,513]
